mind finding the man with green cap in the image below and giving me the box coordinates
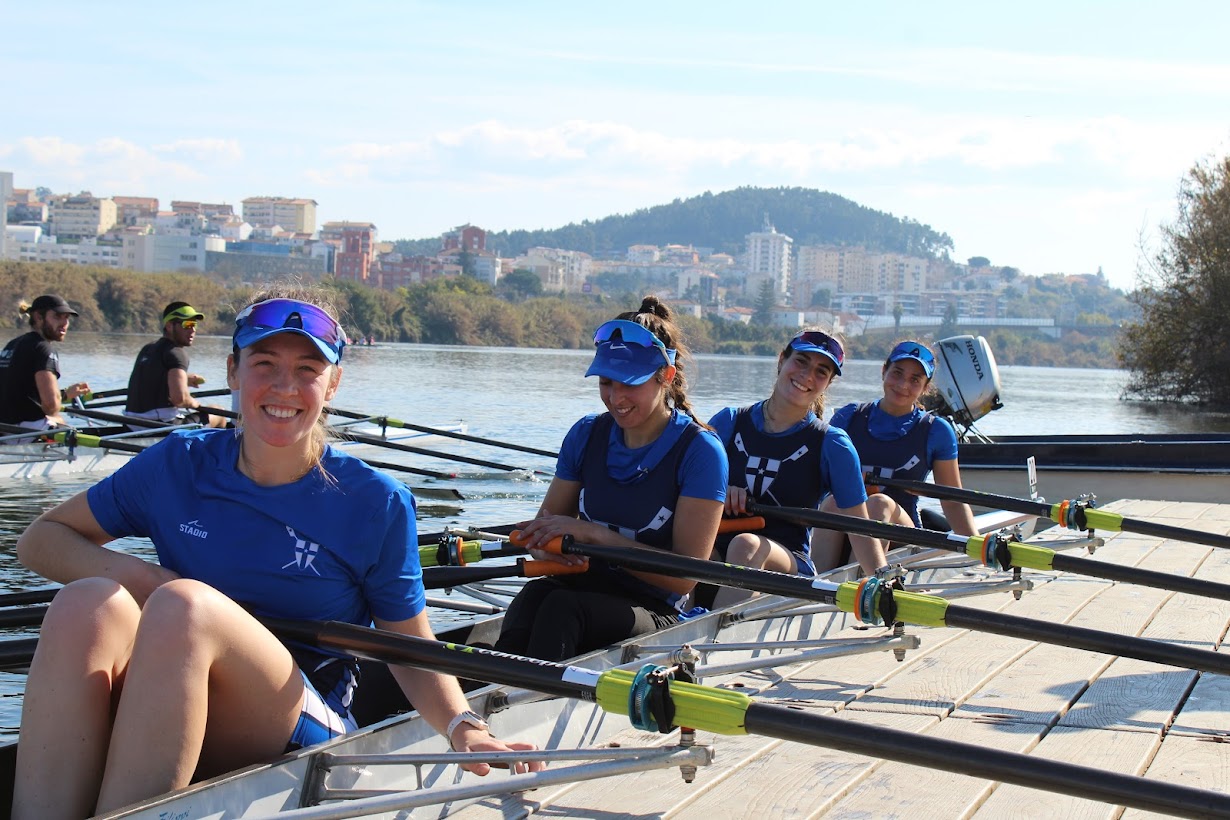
[124,301,226,428]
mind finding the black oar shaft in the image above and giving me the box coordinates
[325,408,558,459]
[0,606,47,629]
[0,588,58,608]
[341,455,456,481]
[0,637,38,671]
[547,539,1230,675]
[943,604,1230,675]
[86,387,231,409]
[267,617,1228,818]
[1049,553,1230,602]
[743,704,1228,818]
[341,431,534,472]
[750,503,1230,604]
[875,476,1230,552]
[261,617,585,699]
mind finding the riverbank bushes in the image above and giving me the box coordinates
[0,261,1118,367]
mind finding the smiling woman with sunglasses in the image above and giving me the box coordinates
[813,339,977,568]
[493,296,728,661]
[706,328,888,606]
[12,285,540,819]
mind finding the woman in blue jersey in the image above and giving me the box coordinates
[12,288,539,819]
[494,296,728,661]
[812,340,976,569]
[708,329,887,606]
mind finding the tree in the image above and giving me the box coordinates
[752,280,776,326]
[967,256,991,268]
[938,302,959,339]
[1121,153,1230,404]
[498,269,543,302]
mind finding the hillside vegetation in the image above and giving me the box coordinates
[394,186,954,259]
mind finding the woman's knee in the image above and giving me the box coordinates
[866,493,899,521]
[43,578,139,634]
[724,533,763,567]
[138,579,234,644]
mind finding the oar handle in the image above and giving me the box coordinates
[522,560,588,578]
[508,519,764,551]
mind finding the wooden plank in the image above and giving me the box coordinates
[973,726,1163,819]
[1125,733,1230,818]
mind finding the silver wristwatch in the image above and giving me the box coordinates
[446,709,491,751]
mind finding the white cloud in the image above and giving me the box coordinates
[152,138,243,163]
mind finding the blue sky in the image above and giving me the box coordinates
[4,1,1229,291]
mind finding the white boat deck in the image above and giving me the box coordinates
[449,498,1230,819]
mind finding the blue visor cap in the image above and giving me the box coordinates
[788,331,844,376]
[585,320,677,385]
[887,341,935,379]
[233,299,346,364]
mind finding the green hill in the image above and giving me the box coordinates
[393,186,954,259]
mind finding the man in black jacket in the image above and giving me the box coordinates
[0,294,91,429]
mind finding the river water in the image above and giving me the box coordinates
[1,333,1226,740]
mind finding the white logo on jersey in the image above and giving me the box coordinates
[282,525,322,575]
[735,432,809,504]
[178,519,208,539]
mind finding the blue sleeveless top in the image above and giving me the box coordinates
[578,412,702,609]
[841,402,935,526]
[726,405,828,563]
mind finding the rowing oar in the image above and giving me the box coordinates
[338,429,552,475]
[745,502,1230,604]
[419,537,522,568]
[875,476,1230,552]
[423,559,585,588]
[0,588,58,608]
[63,406,174,429]
[511,533,1230,676]
[84,387,232,409]
[259,616,1229,817]
[325,407,559,459]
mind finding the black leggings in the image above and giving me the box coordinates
[493,575,678,661]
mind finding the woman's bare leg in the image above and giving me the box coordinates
[95,579,304,813]
[12,579,141,820]
[712,534,797,608]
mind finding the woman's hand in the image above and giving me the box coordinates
[513,515,592,567]
[724,484,749,516]
[452,727,546,776]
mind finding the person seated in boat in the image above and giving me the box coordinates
[707,329,888,607]
[493,296,728,662]
[123,301,228,429]
[11,286,541,819]
[812,339,977,568]
[0,294,90,430]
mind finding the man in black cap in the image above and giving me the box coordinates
[124,301,226,428]
[0,294,91,428]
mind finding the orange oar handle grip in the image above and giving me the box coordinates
[521,560,587,577]
[718,516,766,534]
[508,530,571,555]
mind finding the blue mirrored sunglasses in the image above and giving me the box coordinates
[593,319,677,366]
[890,341,935,369]
[791,330,845,367]
[233,299,345,360]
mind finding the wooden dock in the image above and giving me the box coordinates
[453,498,1230,818]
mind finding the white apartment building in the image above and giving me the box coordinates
[627,244,660,264]
[12,235,123,267]
[49,193,117,238]
[241,197,318,234]
[121,233,226,273]
[517,247,593,292]
[745,217,792,296]
[0,171,11,259]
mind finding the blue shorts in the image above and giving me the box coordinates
[286,662,359,752]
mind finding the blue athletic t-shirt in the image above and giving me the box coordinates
[709,403,868,509]
[555,409,727,503]
[829,400,959,470]
[87,428,425,627]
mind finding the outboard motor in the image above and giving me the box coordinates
[932,335,1003,431]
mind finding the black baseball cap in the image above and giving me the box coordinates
[30,294,79,317]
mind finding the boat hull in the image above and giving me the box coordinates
[959,434,1230,503]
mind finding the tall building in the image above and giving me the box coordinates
[112,196,160,225]
[241,197,318,234]
[745,214,792,297]
[49,192,117,239]
[442,224,486,252]
[327,222,378,283]
[0,171,11,260]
